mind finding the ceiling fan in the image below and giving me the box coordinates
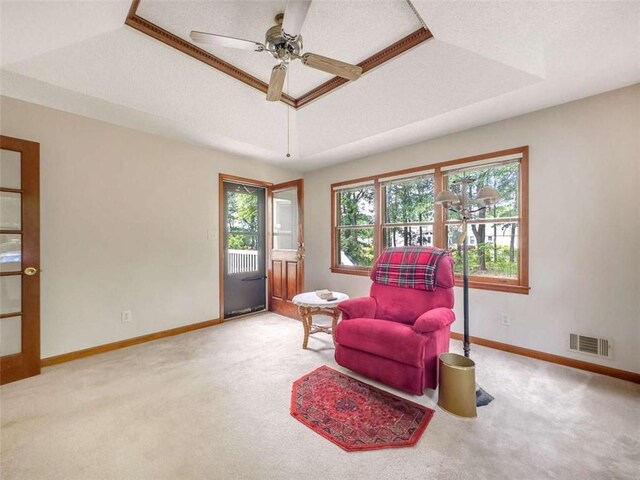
[189,0,363,102]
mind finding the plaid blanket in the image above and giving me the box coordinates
[371,246,449,291]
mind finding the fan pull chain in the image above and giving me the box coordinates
[286,66,291,158]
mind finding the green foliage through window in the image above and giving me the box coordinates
[226,190,259,251]
[445,161,520,279]
[336,186,375,267]
[331,150,526,289]
[447,223,519,279]
[382,175,434,248]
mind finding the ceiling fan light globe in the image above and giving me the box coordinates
[475,187,501,206]
[435,190,460,206]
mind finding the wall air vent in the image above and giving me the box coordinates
[569,333,612,359]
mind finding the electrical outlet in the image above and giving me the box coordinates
[121,310,132,323]
[501,313,510,326]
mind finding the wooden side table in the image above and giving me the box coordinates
[292,292,349,349]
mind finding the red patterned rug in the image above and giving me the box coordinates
[291,365,434,451]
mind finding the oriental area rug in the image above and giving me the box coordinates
[290,365,434,452]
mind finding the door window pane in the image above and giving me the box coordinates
[0,192,21,230]
[1,275,21,314]
[273,188,298,250]
[226,188,258,236]
[0,149,21,189]
[0,316,21,356]
[337,228,375,267]
[225,185,260,274]
[0,234,21,272]
[227,234,259,274]
[447,222,519,279]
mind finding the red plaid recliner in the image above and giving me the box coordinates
[335,246,456,395]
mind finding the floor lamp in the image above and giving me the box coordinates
[435,178,499,406]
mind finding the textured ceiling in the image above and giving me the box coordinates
[1,1,639,172]
[137,0,422,98]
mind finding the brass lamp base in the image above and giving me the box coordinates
[437,353,477,418]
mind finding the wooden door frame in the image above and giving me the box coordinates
[218,174,272,321]
[0,135,40,385]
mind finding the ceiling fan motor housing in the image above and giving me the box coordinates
[265,14,302,62]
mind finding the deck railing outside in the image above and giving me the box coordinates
[228,249,258,274]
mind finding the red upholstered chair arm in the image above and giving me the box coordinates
[413,308,455,333]
[337,297,377,320]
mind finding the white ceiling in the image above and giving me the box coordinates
[138,0,423,98]
[1,1,639,172]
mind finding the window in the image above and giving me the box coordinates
[333,183,376,271]
[381,174,434,248]
[330,147,529,293]
[444,160,521,282]
[225,185,260,274]
[273,188,298,250]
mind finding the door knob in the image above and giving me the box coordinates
[24,267,37,276]
[296,242,305,260]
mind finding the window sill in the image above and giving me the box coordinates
[455,278,530,295]
[330,267,530,293]
[330,266,371,277]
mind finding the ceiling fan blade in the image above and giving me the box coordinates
[282,0,312,39]
[266,64,287,102]
[301,53,363,81]
[189,31,265,52]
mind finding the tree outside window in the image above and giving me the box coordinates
[445,162,520,280]
[335,185,375,268]
[226,189,259,250]
[382,175,434,249]
[330,147,528,293]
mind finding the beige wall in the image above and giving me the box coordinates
[304,84,640,374]
[0,96,299,358]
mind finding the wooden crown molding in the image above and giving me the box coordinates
[296,27,433,108]
[125,0,433,109]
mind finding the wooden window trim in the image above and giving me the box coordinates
[329,266,372,277]
[330,146,530,294]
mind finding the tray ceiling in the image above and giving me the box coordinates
[1,1,639,171]
[132,0,429,104]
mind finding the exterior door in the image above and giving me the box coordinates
[0,136,40,385]
[269,179,304,318]
[222,181,267,319]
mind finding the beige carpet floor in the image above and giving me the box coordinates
[1,312,638,480]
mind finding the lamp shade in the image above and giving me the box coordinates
[475,187,500,206]
[434,190,460,207]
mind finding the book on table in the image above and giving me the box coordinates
[315,289,333,300]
